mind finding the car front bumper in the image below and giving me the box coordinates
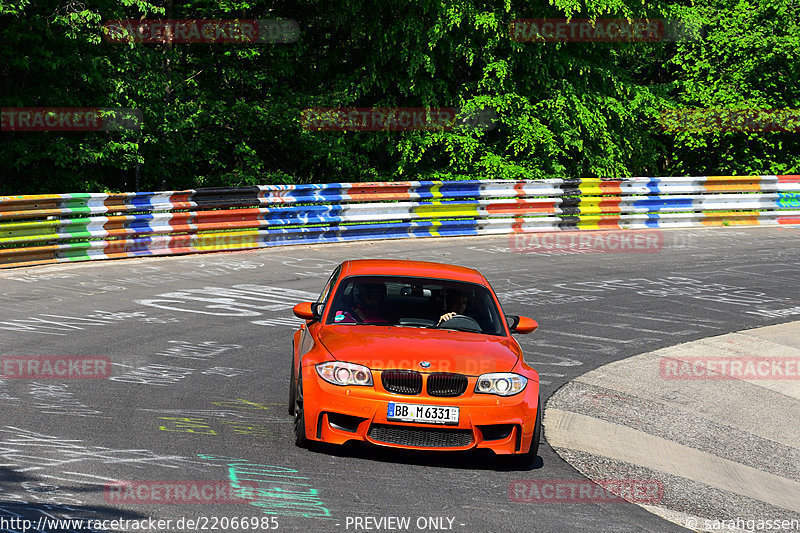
[301,367,540,455]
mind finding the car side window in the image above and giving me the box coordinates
[316,266,341,312]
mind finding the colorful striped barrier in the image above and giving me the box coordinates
[1,176,799,268]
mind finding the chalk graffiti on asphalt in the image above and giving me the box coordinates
[27,383,106,418]
[550,277,787,307]
[158,417,275,437]
[197,454,333,519]
[211,398,278,410]
[497,286,601,306]
[136,285,318,317]
[0,310,174,336]
[0,427,201,526]
[140,401,284,422]
[109,363,194,386]
[155,340,242,361]
[138,408,253,420]
[158,417,217,435]
[0,379,20,402]
[2,272,79,283]
[0,479,85,507]
[0,426,198,474]
[500,277,788,308]
[201,366,252,378]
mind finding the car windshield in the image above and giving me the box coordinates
[325,275,505,335]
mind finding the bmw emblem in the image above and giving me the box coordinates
[419,361,431,368]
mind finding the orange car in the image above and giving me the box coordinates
[289,259,541,466]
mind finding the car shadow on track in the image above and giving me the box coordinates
[302,442,545,472]
[0,467,147,532]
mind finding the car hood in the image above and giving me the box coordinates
[318,325,521,375]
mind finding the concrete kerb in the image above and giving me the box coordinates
[544,320,800,531]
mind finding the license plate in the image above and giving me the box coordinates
[387,402,459,425]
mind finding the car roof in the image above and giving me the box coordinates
[339,259,486,284]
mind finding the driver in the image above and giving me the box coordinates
[437,288,469,325]
[336,281,391,324]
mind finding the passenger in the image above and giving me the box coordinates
[334,281,391,325]
[437,288,469,325]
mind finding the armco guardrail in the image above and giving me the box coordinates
[1,176,799,268]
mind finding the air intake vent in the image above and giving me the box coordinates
[427,373,468,397]
[368,424,473,448]
[381,370,423,395]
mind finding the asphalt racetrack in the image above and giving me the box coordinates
[1,226,799,533]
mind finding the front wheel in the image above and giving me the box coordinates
[288,361,296,416]
[293,374,309,448]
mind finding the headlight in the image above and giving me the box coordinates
[475,373,527,396]
[316,362,373,386]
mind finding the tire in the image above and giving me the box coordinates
[505,396,542,469]
[529,396,543,457]
[288,361,296,416]
[293,374,309,448]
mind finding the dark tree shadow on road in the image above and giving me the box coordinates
[0,467,146,533]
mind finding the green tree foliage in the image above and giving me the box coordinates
[664,0,800,175]
[0,0,797,194]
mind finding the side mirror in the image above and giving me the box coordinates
[293,302,321,321]
[507,315,538,334]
